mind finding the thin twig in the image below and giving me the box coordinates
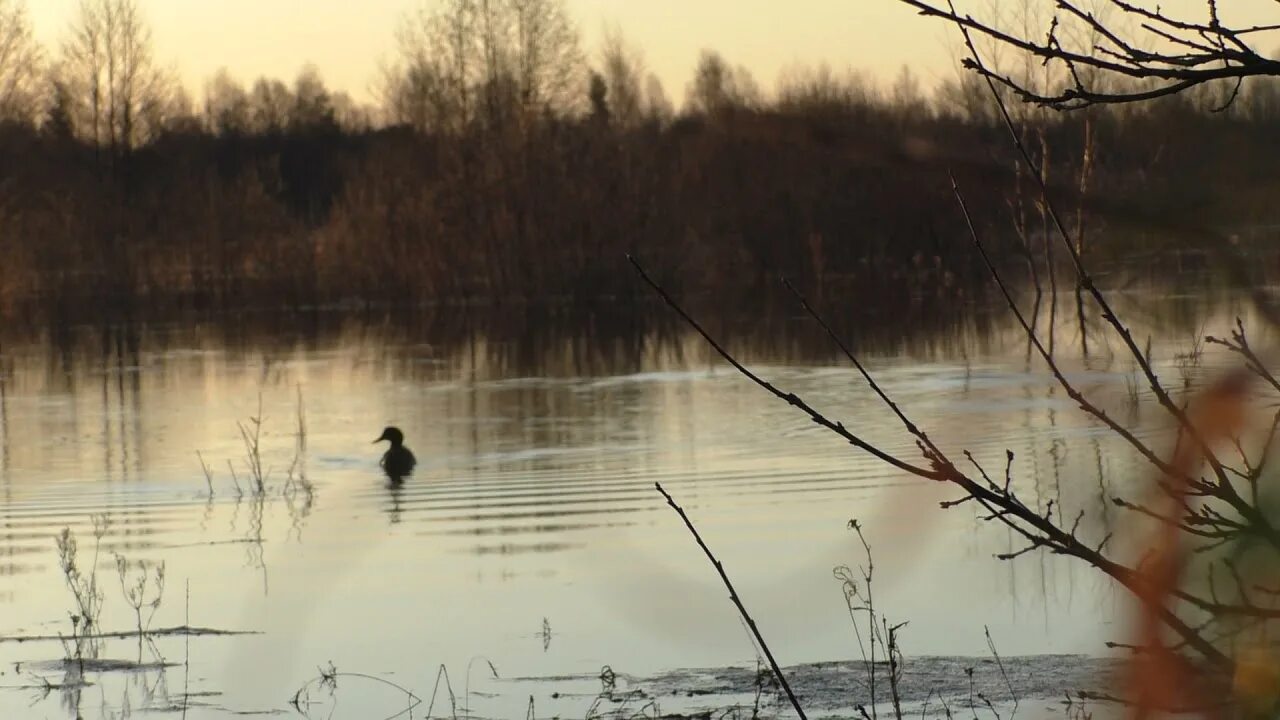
[629,256,941,480]
[654,482,808,720]
[949,5,1251,507]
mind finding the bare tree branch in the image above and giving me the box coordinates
[894,0,1280,109]
[655,482,809,720]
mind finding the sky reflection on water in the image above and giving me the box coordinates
[0,283,1273,718]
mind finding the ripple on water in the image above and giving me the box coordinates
[0,297,1248,717]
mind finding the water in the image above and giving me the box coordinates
[0,285,1269,718]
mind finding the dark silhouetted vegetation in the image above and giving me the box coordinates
[1,0,1280,325]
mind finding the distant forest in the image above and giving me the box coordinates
[1,0,1279,321]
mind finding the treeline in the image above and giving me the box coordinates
[0,0,1279,321]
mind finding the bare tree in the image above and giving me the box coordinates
[1240,75,1280,122]
[328,90,372,132]
[378,53,450,132]
[777,63,876,117]
[643,72,673,124]
[599,27,645,128]
[686,49,761,115]
[55,0,172,155]
[434,0,478,128]
[203,68,250,136]
[890,65,931,120]
[894,0,1280,110]
[507,0,583,115]
[0,0,40,125]
[385,0,583,132]
[291,64,335,130]
[933,70,999,123]
[248,77,291,134]
[380,0,468,132]
[686,50,730,114]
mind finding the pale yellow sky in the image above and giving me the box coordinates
[24,0,959,105]
[25,1,1280,107]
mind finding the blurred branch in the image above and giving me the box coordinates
[1207,319,1280,395]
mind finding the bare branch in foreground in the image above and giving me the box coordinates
[628,254,943,480]
[944,8,1280,562]
[946,0,1249,500]
[654,482,808,720]
[894,0,1280,110]
[630,256,1233,670]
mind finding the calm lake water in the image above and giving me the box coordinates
[0,280,1271,718]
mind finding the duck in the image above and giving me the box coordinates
[374,426,417,481]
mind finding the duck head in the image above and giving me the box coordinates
[374,426,405,447]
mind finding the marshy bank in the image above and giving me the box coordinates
[286,655,1122,719]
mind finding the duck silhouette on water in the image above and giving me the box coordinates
[374,426,416,482]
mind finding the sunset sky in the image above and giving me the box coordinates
[24,0,1280,107]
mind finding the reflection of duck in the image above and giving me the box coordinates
[386,479,404,524]
[374,426,416,481]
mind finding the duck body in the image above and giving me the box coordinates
[375,426,417,481]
